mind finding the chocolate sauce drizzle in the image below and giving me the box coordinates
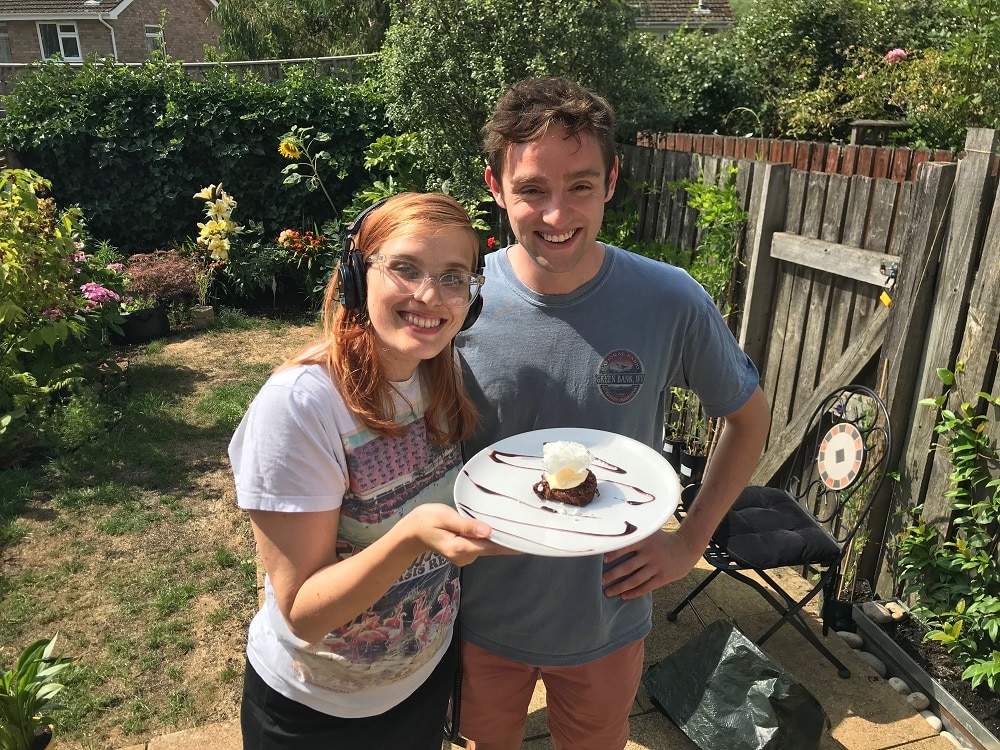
[463,471,599,518]
[457,501,638,538]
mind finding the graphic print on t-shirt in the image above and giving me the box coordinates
[290,409,461,693]
[596,349,645,404]
[293,551,459,692]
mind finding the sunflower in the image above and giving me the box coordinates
[278,140,302,160]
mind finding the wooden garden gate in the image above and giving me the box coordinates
[620,129,999,592]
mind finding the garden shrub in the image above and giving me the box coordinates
[124,250,198,305]
[1,169,125,467]
[0,57,386,253]
[900,367,1000,691]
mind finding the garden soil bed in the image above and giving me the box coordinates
[877,616,1000,737]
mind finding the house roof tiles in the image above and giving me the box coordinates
[629,0,734,26]
[1,0,129,18]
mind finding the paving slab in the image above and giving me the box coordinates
[123,559,956,750]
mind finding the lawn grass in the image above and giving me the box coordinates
[0,309,320,748]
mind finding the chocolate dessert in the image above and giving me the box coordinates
[533,469,599,507]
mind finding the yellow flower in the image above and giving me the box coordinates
[208,237,230,261]
[193,184,216,200]
[278,140,302,160]
[208,200,231,220]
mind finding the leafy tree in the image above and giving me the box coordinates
[212,0,391,58]
[727,0,967,136]
[645,29,747,134]
[378,0,668,202]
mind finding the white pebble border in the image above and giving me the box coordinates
[835,629,966,745]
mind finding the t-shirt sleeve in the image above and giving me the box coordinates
[682,289,760,419]
[228,373,347,512]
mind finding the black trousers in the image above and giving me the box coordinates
[241,639,457,750]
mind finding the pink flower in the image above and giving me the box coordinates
[106,263,125,273]
[80,282,120,303]
[885,48,907,64]
[857,72,867,79]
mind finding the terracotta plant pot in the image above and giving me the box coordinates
[190,305,215,330]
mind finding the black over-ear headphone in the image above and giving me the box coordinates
[337,196,485,331]
[337,197,389,322]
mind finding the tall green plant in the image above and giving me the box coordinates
[898,365,1000,691]
[1,169,126,466]
[667,166,748,316]
[0,635,72,750]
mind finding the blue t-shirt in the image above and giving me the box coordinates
[455,244,758,665]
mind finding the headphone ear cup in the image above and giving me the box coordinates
[460,290,483,332]
[338,249,368,315]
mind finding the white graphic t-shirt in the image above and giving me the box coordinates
[229,364,461,717]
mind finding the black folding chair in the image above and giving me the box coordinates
[666,385,892,678]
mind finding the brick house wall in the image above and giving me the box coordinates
[111,0,219,63]
[0,0,219,64]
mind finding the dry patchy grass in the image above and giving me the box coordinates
[0,318,321,749]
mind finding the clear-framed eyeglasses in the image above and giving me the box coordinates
[367,255,485,308]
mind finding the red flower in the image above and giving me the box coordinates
[487,236,496,250]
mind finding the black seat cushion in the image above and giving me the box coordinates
[711,486,842,569]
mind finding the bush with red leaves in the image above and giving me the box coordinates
[125,250,197,303]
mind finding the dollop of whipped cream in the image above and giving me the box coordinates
[542,440,592,490]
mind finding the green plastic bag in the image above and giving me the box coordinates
[642,620,828,750]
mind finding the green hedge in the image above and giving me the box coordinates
[0,58,387,253]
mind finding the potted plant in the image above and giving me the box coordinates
[0,635,72,750]
[666,388,714,485]
[190,263,216,329]
[662,387,688,472]
[190,182,243,329]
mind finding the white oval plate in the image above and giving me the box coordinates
[455,428,680,556]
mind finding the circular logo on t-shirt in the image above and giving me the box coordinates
[596,350,645,404]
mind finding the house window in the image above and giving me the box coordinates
[145,25,163,57]
[37,22,82,60]
[0,23,11,63]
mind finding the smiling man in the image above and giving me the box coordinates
[455,77,771,750]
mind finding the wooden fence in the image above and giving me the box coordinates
[638,131,958,183]
[621,128,1000,595]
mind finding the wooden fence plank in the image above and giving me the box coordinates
[820,175,855,376]
[768,235,901,285]
[739,163,790,374]
[770,171,818,428]
[642,148,667,241]
[681,154,702,251]
[793,173,832,409]
[954,177,1000,400]
[910,129,1000,529]
[867,162,959,592]
[856,146,876,176]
